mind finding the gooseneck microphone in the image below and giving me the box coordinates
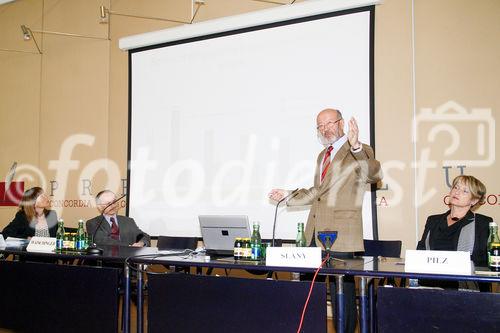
[87,194,127,255]
[271,188,299,247]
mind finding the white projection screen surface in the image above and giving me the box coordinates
[127,5,377,240]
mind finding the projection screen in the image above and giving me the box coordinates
[122,1,378,240]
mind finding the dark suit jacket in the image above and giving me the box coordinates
[287,141,382,252]
[86,215,151,247]
[417,210,491,266]
[2,210,58,238]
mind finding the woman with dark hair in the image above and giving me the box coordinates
[2,187,58,239]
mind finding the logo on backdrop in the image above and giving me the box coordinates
[47,178,128,208]
[442,165,499,207]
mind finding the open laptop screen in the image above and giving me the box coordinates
[199,215,251,255]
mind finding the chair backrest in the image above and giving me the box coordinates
[157,236,198,250]
[363,239,402,258]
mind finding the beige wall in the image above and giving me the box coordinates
[0,0,498,255]
[413,0,500,236]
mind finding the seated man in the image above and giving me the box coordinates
[86,190,150,247]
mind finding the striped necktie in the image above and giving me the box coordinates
[320,146,333,183]
[110,217,120,240]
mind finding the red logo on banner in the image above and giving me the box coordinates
[0,182,24,206]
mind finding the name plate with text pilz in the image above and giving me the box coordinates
[405,250,472,275]
[26,237,56,253]
[266,247,322,268]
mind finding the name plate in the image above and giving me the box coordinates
[405,250,472,275]
[26,237,56,253]
[266,247,322,268]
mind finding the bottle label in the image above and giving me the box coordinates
[76,240,85,250]
[233,247,242,258]
[56,239,64,250]
[242,247,252,259]
[251,244,261,260]
[489,255,500,268]
[63,240,72,249]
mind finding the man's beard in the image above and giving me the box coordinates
[317,132,338,147]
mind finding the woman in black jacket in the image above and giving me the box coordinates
[417,175,491,266]
[2,187,58,239]
[417,175,492,290]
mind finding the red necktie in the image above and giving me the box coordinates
[110,217,120,240]
[320,146,333,183]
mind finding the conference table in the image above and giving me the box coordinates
[1,246,499,333]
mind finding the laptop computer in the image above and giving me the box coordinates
[199,215,251,256]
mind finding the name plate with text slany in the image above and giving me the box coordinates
[266,247,322,268]
[26,237,56,253]
[405,250,472,275]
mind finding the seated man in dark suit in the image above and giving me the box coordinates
[86,190,150,247]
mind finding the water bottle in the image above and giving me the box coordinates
[55,219,65,252]
[295,222,307,247]
[76,219,86,250]
[251,222,262,260]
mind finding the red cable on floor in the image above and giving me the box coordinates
[296,252,330,333]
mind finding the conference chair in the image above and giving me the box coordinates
[363,239,403,286]
[363,239,402,258]
[157,236,198,251]
[362,239,403,333]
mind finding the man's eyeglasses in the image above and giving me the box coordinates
[316,118,342,131]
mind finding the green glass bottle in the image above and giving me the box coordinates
[243,238,252,260]
[487,222,500,266]
[56,219,65,252]
[295,222,307,247]
[63,232,71,250]
[251,222,262,260]
[76,219,85,250]
[489,243,500,272]
[70,233,76,250]
[234,238,242,260]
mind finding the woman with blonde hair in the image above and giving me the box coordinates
[2,187,58,239]
[417,175,492,266]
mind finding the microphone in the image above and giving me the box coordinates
[87,193,126,255]
[271,188,299,247]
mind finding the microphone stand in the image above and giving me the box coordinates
[87,194,126,255]
[271,189,299,247]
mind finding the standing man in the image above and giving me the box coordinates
[269,108,382,333]
[86,190,150,247]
